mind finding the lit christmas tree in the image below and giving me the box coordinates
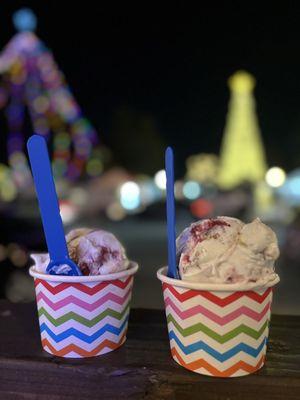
[0,8,102,200]
[218,70,267,189]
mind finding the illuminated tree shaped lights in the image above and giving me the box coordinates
[0,8,100,194]
[218,71,267,189]
[186,153,219,184]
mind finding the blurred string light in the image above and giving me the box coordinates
[0,8,101,194]
[154,169,166,190]
[182,181,202,200]
[265,167,286,188]
[120,181,141,210]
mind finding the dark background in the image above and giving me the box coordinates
[2,2,300,175]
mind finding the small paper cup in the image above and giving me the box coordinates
[157,267,279,377]
[30,262,138,358]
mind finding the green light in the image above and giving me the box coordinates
[86,159,103,176]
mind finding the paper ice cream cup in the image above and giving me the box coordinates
[157,267,279,377]
[29,262,138,358]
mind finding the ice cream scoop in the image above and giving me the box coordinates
[177,216,279,284]
[31,228,129,276]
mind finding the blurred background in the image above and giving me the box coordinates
[0,2,299,314]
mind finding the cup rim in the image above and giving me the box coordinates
[157,266,280,292]
[29,261,139,282]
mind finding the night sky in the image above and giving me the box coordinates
[1,2,300,174]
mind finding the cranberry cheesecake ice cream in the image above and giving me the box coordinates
[176,217,280,285]
[31,228,129,276]
[158,216,279,377]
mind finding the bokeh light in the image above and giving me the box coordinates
[7,243,28,267]
[13,8,37,32]
[154,170,166,190]
[289,177,300,196]
[183,181,202,200]
[59,200,77,224]
[265,167,286,188]
[120,181,141,210]
[190,198,214,218]
[5,271,34,303]
[33,95,50,113]
[86,158,103,177]
[70,187,88,206]
[139,180,158,204]
[0,164,17,201]
[277,171,300,205]
[106,202,126,220]
[174,180,184,200]
[186,153,219,184]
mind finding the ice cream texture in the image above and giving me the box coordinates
[176,217,280,284]
[31,228,129,275]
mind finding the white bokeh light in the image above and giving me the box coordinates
[265,167,286,188]
[120,181,141,210]
[154,169,166,190]
[59,202,77,224]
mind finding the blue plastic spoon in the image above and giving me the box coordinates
[165,147,179,279]
[27,135,82,276]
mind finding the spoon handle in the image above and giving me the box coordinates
[165,147,179,279]
[27,135,69,262]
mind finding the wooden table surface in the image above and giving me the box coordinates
[0,301,299,400]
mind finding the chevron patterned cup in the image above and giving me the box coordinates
[29,262,138,358]
[157,267,279,377]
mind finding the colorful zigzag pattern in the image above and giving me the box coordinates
[34,276,134,358]
[162,283,273,377]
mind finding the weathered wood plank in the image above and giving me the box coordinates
[0,302,299,399]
